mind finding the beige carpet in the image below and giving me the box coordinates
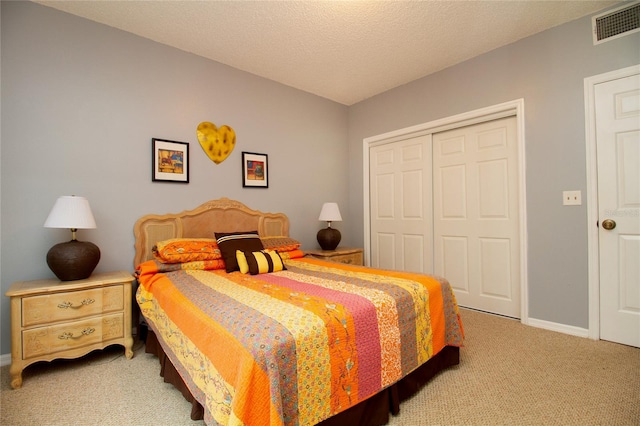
[2,308,638,425]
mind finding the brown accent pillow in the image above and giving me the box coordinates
[215,231,264,273]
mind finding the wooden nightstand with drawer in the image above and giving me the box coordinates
[305,247,364,266]
[6,270,135,389]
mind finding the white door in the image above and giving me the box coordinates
[596,73,640,348]
[433,117,520,318]
[369,135,433,273]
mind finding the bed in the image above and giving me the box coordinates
[133,198,464,426]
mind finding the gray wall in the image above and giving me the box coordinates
[347,6,639,328]
[0,2,348,355]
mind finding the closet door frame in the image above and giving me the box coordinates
[363,99,529,324]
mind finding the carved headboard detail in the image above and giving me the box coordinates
[133,198,289,267]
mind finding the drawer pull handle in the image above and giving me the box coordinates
[58,328,95,340]
[57,299,95,309]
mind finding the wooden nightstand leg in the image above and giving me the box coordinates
[124,281,134,359]
[9,363,23,389]
[125,337,134,359]
[9,297,24,388]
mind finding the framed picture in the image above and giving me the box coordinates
[242,152,268,188]
[152,138,189,183]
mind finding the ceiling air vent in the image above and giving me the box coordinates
[593,1,640,44]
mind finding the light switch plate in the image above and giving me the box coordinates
[563,190,582,206]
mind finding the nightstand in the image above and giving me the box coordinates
[6,270,135,389]
[305,247,364,266]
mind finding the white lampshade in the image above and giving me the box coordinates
[44,196,97,229]
[318,202,342,222]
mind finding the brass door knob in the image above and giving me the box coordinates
[602,219,616,230]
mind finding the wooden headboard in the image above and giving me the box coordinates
[133,198,290,267]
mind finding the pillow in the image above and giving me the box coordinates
[260,236,301,253]
[215,231,264,273]
[136,259,226,276]
[278,249,305,260]
[236,249,286,275]
[160,259,226,272]
[153,238,222,264]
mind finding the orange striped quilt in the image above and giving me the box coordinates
[136,257,464,426]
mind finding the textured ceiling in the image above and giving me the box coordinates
[35,0,618,105]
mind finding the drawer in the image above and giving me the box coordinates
[22,285,124,327]
[336,252,363,265]
[22,312,124,359]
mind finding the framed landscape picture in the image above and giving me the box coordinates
[242,152,268,188]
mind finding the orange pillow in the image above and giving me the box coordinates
[153,238,222,264]
[278,249,305,260]
[260,236,301,252]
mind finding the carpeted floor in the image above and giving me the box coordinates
[2,308,638,425]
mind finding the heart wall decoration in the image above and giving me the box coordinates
[196,122,236,164]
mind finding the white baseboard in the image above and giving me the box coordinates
[526,317,590,338]
[1,353,11,367]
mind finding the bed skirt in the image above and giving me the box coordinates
[143,329,460,426]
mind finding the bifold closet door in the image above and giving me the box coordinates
[433,117,521,318]
[369,135,433,274]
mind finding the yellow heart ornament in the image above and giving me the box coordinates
[196,122,236,164]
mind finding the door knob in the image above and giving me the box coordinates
[602,219,616,230]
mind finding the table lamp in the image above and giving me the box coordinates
[44,195,100,281]
[317,202,342,250]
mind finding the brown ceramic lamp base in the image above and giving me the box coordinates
[46,240,101,281]
[317,227,341,251]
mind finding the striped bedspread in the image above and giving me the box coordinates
[136,257,464,426]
